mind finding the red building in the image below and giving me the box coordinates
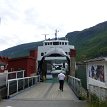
[8,50,38,77]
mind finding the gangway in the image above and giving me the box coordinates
[0,75,88,107]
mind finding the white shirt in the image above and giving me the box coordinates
[58,73,65,80]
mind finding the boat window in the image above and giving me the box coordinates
[59,42,61,45]
[48,42,49,45]
[62,42,64,45]
[65,42,67,45]
[41,53,44,56]
[50,42,52,45]
[53,42,59,45]
[45,43,47,45]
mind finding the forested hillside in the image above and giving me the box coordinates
[1,21,107,61]
[0,41,42,58]
[66,21,107,61]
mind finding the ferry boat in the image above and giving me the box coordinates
[37,30,75,79]
[37,30,75,61]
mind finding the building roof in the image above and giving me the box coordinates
[84,57,107,63]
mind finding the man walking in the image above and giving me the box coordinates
[58,71,65,91]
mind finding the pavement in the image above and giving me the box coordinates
[0,82,88,107]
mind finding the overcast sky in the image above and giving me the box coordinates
[0,0,107,51]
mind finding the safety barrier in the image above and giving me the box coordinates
[0,70,25,87]
[7,75,40,98]
[68,75,82,98]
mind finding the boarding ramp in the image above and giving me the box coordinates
[0,74,87,107]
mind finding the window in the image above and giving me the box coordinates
[62,42,64,45]
[53,42,59,45]
[50,42,52,45]
[65,42,67,45]
[41,53,44,56]
[45,43,47,45]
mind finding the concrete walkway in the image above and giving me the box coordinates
[0,82,88,107]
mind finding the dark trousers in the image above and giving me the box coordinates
[59,80,64,91]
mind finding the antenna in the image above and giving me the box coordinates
[42,34,49,40]
[55,29,59,40]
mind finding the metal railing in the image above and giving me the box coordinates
[7,70,25,79]
[68,75,82,98]
[7,75,40,98]
[1,70,25,86]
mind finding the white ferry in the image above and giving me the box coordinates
[37,30,75,61]
[37,30,75,79]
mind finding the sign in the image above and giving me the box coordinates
[88,65,104,82]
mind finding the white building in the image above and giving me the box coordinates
[86,57,107,89]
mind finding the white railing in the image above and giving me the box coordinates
[7,70,25,79]
[2,70,25,86]
[7,75,40,98]
[68,75,82,98]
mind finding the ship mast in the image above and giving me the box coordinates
[55,29,59,40]
[42,34,49,40]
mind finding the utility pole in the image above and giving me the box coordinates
[42,34,49,40]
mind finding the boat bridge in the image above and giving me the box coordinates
[0,73,88,107]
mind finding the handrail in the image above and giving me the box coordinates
[7,75,40,98]
[5,70,25,86]
[68,75,82,98]
[7,70,25,79]
[68,75,81,81]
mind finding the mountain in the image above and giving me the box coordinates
[0,41,43,58]
[66,21,107,61]
[1,21,107,61]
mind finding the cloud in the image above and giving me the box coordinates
[0,0,107,51]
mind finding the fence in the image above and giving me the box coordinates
[68,75,87,100]
[7,70,25,79]
[68,75,82,98]
[88,84,107,101]
[7,75,40,98]
[0,70,25,87]
[0,70,40,98]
